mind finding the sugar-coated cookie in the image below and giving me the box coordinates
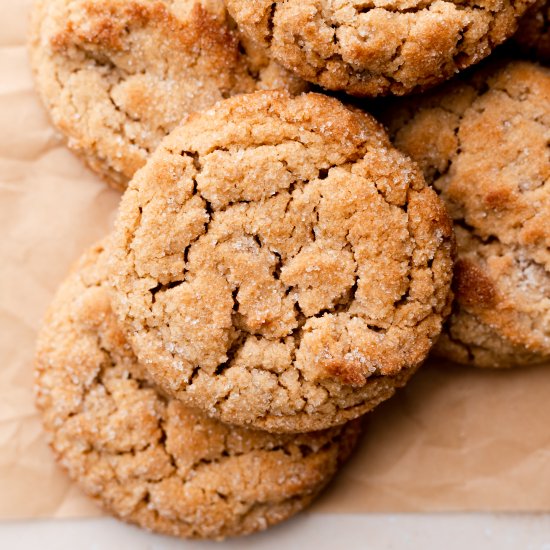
[35,240,361,540]
[109,91,454,432]
[226,0,535,97]
[381,60,550,368]
[29,0,307,190]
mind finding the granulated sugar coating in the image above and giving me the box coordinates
[109,91,455,433]
[35,241,361,540]
[226,0,535,97]
[514,0,550,63]
[28,0,307,191]
[381,60,550,368]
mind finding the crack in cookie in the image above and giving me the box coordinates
[110,91,454,432]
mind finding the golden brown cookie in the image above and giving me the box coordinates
[226,0,535,97]
[381,60,550,368]
[514,0,550,63]
[35,240,361,540]
[109,91,454,432]
[28,0,307,191]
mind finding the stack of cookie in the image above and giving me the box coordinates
[29,0,549,541]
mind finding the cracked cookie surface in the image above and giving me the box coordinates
[29,0,307,191]
[35,240,361,540]
[381,60,550,368]
[109,91,454,432]
[514,0,550,63]
[226,0,535,97]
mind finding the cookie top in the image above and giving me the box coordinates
[109,90,454,432]
[514,0,550,63]
[381,60,550,368]
[226,0,535,97]
[35,240,361,540]
[29,0,307,191]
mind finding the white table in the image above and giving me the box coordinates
[2,514,550,549]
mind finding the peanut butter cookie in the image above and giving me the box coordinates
[381,60,550,368]
[109,91,454,432]
[35,240,361,540]
[514,0,550,63]
[226,0,535,97]
[29,0,307,191]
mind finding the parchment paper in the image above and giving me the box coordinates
[2,0,550,520]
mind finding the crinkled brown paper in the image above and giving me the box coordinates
[1,0,549,520]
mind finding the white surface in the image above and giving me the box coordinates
[2,514,550,549]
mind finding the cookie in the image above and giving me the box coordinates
[381,60,550,368]
[29,0,307,191]
[225,0,535,97]
[35,240,361,540]
[109,90,454,432]
[514,0,550,63]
